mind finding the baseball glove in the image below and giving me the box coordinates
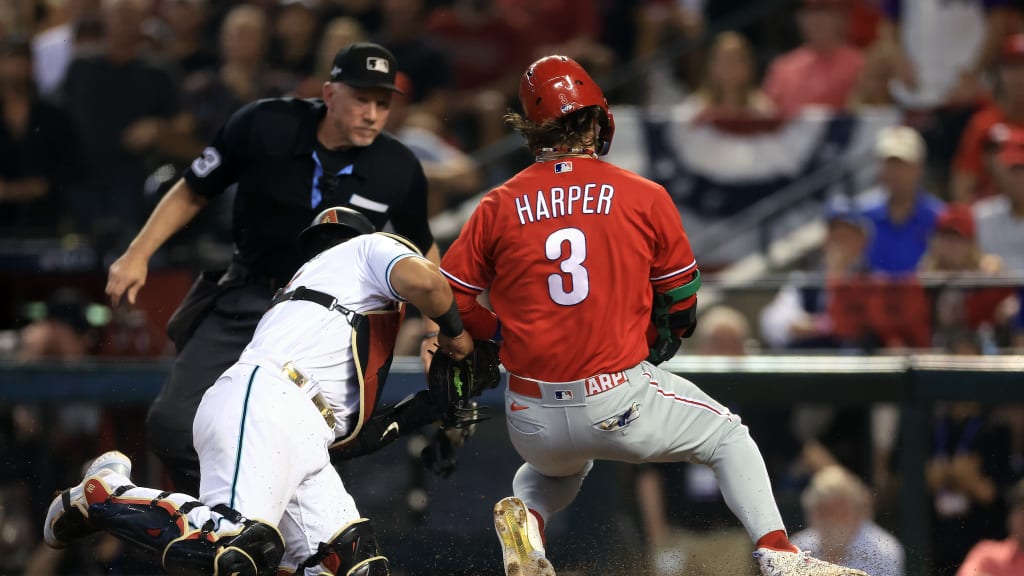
[427,339,501,429]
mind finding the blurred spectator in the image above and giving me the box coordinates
[956,477,1024,576]
[929,401,1016,575]
[922,204,1015,351]
[426,0,526,148]
[683,31,776,122]
[862,125,944,275]
[634,0,704,107]
[31,0,101,98]
[157,0,216,77]
[321,0,380,35]
[976,135,1024,273]
[377,0,453,120]
[169,4,288,158]
[692,304,755,356]
[497,0,615,78]
[268,0,319,79]
[292,15,368,98]
[878,0,1015,112]
[760,197,871,350]
[953,34,1024,203]
[59,0,180,261]
[920,204,1001,274]
[15,288,102,361]
[791,465,904,576]
[0,37,81,236]
[385,72,481,218]
[636,305,756,576]
[762,0,865,117]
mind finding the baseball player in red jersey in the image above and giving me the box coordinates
[440,55,871,576]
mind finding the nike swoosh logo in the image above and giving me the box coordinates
[510,402,529,412]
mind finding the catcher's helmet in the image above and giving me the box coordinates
[298,206,375,259]
[519,55,615,155]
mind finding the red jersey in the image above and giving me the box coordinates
[441,157,697,381]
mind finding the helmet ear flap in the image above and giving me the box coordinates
[598,108,615,156]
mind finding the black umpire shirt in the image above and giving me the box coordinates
[182,98,432,288]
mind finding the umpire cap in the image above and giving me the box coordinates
[298,206,375,259]
[329,42,403,94]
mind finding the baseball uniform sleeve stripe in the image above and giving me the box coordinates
[229,365,259,508]
[650,259,697,281]
[385,253,420,301]
[441,269,484,293]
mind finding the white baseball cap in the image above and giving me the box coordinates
[875,125,926,163]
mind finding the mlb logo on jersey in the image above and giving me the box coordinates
[554,390,574,400]
[554,161,573,174]
[366,57,390,73]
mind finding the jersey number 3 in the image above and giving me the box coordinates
[545,228,589,306]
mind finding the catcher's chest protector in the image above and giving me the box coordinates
[330,307,403,449]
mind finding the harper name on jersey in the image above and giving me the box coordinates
[514,183,614,225]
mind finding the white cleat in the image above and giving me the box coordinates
[493,497,555,576]
[754,547,870,576]
[43,450,133,548]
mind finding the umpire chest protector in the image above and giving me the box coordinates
[270,286,403,449]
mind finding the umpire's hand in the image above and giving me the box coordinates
[107,252,149,306]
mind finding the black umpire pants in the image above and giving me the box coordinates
[146,280,270,496]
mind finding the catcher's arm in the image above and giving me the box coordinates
[330,390,440,461]
[331,340,501,470]
[389,257,473,359]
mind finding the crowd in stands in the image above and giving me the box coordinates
[0,0,1022,574]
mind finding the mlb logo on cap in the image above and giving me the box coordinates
[554,161,573,174]
[366,57,390,73]
[554,390,573,400]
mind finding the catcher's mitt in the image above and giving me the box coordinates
[428,339,501,429]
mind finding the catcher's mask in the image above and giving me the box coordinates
[298,206,375,260]
[519,55,615,155]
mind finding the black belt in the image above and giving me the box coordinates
[271,286,353,316]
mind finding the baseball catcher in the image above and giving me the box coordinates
[44,207,476,576]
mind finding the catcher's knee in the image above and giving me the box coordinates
[163,518,284,576]
[298,518,390,575]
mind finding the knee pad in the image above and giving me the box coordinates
[163,514,284,576]
[298,518,390,576]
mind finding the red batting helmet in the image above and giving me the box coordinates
[519,55,615,155]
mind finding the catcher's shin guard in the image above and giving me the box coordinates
[163,518,284,576]
[299,518,390,575]
[85,480,283,576]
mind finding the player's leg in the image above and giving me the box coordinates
[635,362,867,576]
[282,462,389,575]
[194,360,335,519]
[42,450,284,575]
[147,310,258,495]
[498,387,591,576]
[492,460,593,576]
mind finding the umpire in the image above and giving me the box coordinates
[106,42,439,496]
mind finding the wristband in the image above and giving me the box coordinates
[430,299,464,338]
